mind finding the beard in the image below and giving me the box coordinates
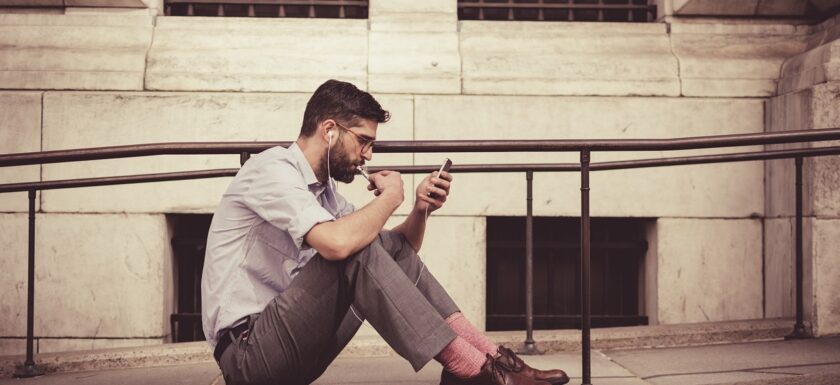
[323,140,357,184]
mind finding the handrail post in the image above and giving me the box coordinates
[15,189,44,378]
[240,152,250,166]
[521,171,539,354]
[580,150,592,385]
[786,156,809,339]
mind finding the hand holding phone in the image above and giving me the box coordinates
[428,158,452,199]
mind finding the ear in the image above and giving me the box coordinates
[320,120,335,144]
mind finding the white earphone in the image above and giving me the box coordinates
[325,129,338,208]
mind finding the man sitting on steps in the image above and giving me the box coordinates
[201,79,570,385]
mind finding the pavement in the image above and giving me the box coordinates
[1,337,838,385]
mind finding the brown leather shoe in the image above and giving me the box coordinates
[440,354,551,385]
[496,346,570,385]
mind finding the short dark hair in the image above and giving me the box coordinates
[299,79,390,137]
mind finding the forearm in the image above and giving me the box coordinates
[308,192,402,260]
[393,206,427,252]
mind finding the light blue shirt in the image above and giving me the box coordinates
[201,143,354,348]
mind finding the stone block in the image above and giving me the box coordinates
[764,218,795,318]
[671,22,810,97]
[368,0,455,16]
[778,39,840,95]
[813,155,840,217]
[812,13,840,46]
[460,21,680,97]
[756,0,811,16]
[40,91,413,214]
[0,0,62,6]
[62,214,166,337]
[0,92,41,213]
[369,12,456,33]
[0,8,64,14]
[0,213,172,340]
[765,83,840,218]
[765,88,813,218]
[38,337,164,354]
[763,216,813,326]
[764,154,818,219]
[810,83,840,217]
[0,339,26,356]
[670,0,814,17]
[811,82,840,129]
[656,218,763,324]
[63,7,158,15]
[415,95,765,218]
[812,0,840,13]
[420,216,487,330]
[813,219,840,336]
[369,4,460,95]
[368,30,461,94]
[0,14,153,90]
[146,18,367,92]
[64,0,147,7]
[672,0,759,16]
[0,214,28,339]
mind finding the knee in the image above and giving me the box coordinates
[378,231,416,262]
[348,236,389,265]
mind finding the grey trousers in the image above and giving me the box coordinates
[218,230,460,385]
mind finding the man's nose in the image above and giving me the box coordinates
[362,147,373,161]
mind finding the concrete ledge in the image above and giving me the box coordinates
[0,318,797,378]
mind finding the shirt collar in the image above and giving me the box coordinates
[289,142,320,187]
[288,143,335,200]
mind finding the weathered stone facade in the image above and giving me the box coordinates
[1,0,838,355]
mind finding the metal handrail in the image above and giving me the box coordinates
[4,129,835,383]
[3,145,840,193]
[2,127,840,167]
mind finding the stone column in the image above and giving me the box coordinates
[765,14,840,337]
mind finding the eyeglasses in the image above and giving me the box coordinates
[335,122,375,153]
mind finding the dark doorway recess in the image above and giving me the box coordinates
[486,216,649,331]
[169,214,212,343]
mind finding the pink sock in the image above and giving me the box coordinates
[446,312,499,356]
[435,336,486,379]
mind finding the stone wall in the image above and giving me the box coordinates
[764,12,840,336]
[1,0,839,355]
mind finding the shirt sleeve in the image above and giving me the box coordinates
[241,157,335,250]
[333,190,356,218]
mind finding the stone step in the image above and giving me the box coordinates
[0,317,797,378]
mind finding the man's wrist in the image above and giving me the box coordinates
[380,189,404,208]
[411,201,428,215]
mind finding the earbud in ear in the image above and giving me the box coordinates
[328,130,333,145]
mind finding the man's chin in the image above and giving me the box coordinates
[335,174,355,184]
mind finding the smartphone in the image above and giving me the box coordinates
[429,158,452,198]
[437,158,453,176]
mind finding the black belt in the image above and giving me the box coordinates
[213,319,251,362]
